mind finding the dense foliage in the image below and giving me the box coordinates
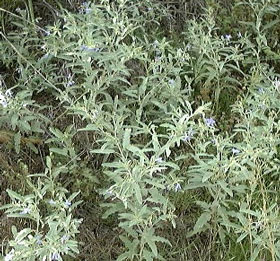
[1,0,280,260]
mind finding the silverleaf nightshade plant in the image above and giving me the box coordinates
[0,157,82,261]
[1,0,280,260]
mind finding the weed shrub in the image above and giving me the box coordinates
[1,0,280,260]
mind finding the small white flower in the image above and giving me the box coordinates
[237,32,242,38]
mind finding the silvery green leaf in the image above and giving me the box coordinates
[193,212,211,233]
[122,128,131,149]
[14,131,21,154]
[133,183,142,204]
[49,148,68,156]
[202,171,214,182]
[6,189,23,201]
[217,181,233,197]
[90,149,115,154]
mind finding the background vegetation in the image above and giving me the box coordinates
[1,0,280,260]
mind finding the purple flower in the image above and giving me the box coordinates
[64,200,71,208]
[225,34,232,41]
[42,53,51,59]
[35,235,42,245]
[61,235,69,243]
[80,45,100,52]
[168,79,175,85]
[211,139,216,145]
[85,7,92,14]
[80,2,92,14]
[80,45,87,51]
[232,148,240,155]
[51,252,60,261]
[20,207,30,215]
[67,80,75,87]
[91,47,100,52]
[153,40,159,47]
[106,189,113,196]
[205,118,216,128]
[174,183,182,192]
[182,128,194,142]
[155,157,163,163]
